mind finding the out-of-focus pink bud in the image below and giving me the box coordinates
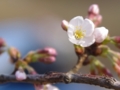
[111,36,120,43]
[37,47,57,56]
[34,84,43,90]
[44,47,57,56]
[93,15,102,27]
[15,69,26,81]
[0,38,6,47]
[31,71,37,75]
[88,4,99,15]
[87,14,102,27]
[94,27,108,43]
[39,56,56,64]
[113,64,120,76]
[102,68,112,77]
[61,20,69,31]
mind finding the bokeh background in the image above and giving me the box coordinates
[0,0,120,90]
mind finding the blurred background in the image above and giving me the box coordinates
[0,0,120,90]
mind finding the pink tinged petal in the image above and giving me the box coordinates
[15,71,26,81]
[69,16,84,26]
[79,35,95,47]
[82,19,95,37]
[94,27,108,43]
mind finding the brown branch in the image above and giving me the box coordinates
[0,72,120,90]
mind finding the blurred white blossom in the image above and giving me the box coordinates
[15,70,26,81]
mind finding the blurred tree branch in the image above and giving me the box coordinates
[0,72,120,90]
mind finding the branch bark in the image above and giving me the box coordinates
[0,72,120,90]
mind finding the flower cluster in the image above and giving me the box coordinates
[62,5,108,47]
[61,4,120,77]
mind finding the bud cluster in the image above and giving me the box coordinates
[24,47,57,64]
[87,4,102,27]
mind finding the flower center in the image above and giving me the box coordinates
[74,27,85,40]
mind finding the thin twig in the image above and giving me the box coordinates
[0,72,120,90]
[68,54,87,74]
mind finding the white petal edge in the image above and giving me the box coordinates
[69,16,84,27]
[82,19,95,37]
[69,37,80,45]
[79,35,95,47]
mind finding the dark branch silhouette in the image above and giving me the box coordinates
[0,72,120,90]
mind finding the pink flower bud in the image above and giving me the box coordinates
[61,20,69,31]
[102,68,112,77]
[113,64,120,76]
[15,70,26,81]
[94,27,108,43]
[87,14,102,27]
[111,36,120,43]
[88,4,99,15]
[93,15,102,27]
[39,56,56,64]
[37,47,57,56]
[34,84,43,90]
[44,47,57,56]
[0,38,6,47]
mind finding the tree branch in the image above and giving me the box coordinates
[0,72,120,90]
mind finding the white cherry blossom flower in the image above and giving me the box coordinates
[67,16,95,47]
[93,27,108,43]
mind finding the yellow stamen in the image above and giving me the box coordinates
[74,27,85,40]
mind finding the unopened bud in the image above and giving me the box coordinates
[111,36,120,43]
[15,67,26,81]
[88,4,99,15]
[102,68,112,77]
[8,47,21,63]
[44,47,57,56]
[87,14,102,27]
[113,64,120,76]
[61,20,69,31]
[94,15,102,27]
[94,27,108,43]
[39,56,56,64]
[37,47,57,56]
[0,38,6,47]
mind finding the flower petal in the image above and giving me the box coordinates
[82,19,94,36]
[69,16,84,26]
[79,35,95,47]
[69,37,80,45]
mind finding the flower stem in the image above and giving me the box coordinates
[67,54,87,74]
